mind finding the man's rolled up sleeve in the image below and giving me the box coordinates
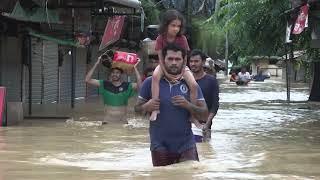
[196,84,205,101]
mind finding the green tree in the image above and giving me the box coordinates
[140,0,162,25]
[191,17,226,58]
[192,0,292,66]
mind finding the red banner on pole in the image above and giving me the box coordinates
[99,16,125,51]
[292,5,308,35]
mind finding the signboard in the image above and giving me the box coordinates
[99,16,125,51]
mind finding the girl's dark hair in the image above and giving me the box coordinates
[159,9,185,36]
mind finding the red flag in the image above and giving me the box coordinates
[292,4,308,35]
[99,16,125,51]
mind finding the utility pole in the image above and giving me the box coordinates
[71,8,76,108]
[185,0,191,25]
[225,32,229,76]
[224,0,229,76]
[184,0,192,48]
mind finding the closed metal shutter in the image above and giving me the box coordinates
[59,51,72,103]
[30,38,42,104]
[43,41,58,103]
[0,37,21,102]
[24,38,58,104]
[75,48,86,99]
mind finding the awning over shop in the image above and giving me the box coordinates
[1,0,142,23]
[28,29,79,47]
[28,0,142,9]
[1,1,60,23]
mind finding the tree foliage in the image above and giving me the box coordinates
[192,0,292,65]
[191,17,226,59]
[140,0,162,25]
[141,0,316,67]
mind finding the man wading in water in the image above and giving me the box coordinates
[189,49,220,142]
[85,56,141,124]
[135,43,207,166]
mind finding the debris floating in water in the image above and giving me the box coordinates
[65,119,103,127]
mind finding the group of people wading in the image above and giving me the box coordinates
[85,9,219,167]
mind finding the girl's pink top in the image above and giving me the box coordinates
[155,34,190,52]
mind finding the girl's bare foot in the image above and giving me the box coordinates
[150,110,159,121]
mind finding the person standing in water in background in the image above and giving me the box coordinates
[189,49,220,142]
[150,9,200,128]
[237,67,251,85]
[85,56,141,124]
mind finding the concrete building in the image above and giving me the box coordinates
[0,0,142,123]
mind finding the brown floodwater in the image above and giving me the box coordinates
[0,76,319,180]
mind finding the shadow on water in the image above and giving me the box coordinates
[0,77,319,179]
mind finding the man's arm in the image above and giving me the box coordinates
[134,98,146,113]
[134,97,160,114]
[132,59,142,91]
[134,78,159,115]
[85,57,100,87]
[204,112,216,129]
[191,99,208,121]
[204,80,220,129]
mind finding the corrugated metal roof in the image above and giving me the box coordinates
[32,0,141,9]
[1,1,60,23]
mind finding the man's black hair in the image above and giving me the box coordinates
[111,67,124,73]
[162,43,186,60]
[143,67,155,77]
[189,49,207,61]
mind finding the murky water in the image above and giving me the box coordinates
[0,77,320,180]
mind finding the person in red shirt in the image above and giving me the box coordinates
[150,10,200,128]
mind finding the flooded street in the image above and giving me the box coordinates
[0,77,320,180]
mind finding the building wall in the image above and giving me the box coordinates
[267,64,283,77]
[251,59,282,77]
[282,65,307,82]
[251,59,269,75]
